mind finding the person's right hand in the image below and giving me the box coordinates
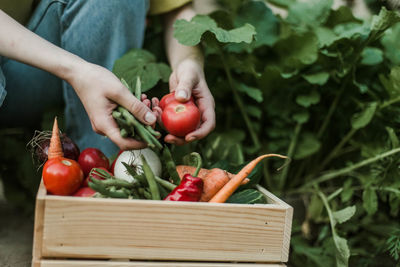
[68,62,157,150]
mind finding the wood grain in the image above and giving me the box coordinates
[32,180,46,266]
[40,196,287,262]
[38,259,286,267]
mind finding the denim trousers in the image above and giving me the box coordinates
[0,0,148,156]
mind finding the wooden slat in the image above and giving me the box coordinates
[38,259,286,267]
[256,185,293,262]
[32,180,47,266]
[41,196,287,262]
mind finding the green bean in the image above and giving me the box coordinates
[155,176,176,191]
[162,145,181,185]
[141,155,161,200]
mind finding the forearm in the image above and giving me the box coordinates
[0,10,84,83]
[164,4,203,70]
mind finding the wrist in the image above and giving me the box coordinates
[54,53,88,86]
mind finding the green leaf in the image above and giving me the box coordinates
[363,187,378,215]
[173,15,256,46]
[379,66,400,98]
[381,22,400,65]
[314,27,338,47]
[309,194,324,221]
[112,49,171,92]
[333,206,356,226]
[369,7,400,42]
[303,72,330,85]
[275,32,319,69]
[296,90,321,108]
[287,0,333,27]
[246,105,262,119]
[235,1,279,47]
[333,234,350,267]
[351,102,378,129]
[237,83,263,102]
[294,133,321,159]
[226,189,267,204]
[386,127,399,148]
[293,110,310,124]
[361,47,383,65]
[341,179,354,202]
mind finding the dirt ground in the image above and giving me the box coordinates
[0,199,33,267]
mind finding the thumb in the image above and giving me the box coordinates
[174,75,195,102]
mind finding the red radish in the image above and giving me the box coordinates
[78,148,110,177]
[82,167,110,187]
[73,187,96,197]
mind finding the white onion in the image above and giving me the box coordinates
[113,148,162,182]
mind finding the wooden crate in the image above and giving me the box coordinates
[32,181,292,267]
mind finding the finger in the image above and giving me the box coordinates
[152,106,163,125]
[141,94,148,101]
[151,97,159,107]
[174,74,196,102]
[169,72,178,92]
[164,134,187,146]
[110,89,156,125]
[99,121,147,150]
[185,107,216,142]
[142,99,151,108]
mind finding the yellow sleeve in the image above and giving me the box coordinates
[149,0,192,15]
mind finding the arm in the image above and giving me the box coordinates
[160,3,215,145]
[0,10,155,150]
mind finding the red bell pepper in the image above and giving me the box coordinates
[164,152,203,202]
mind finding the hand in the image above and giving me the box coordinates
[156,58,215,145]
[68,62,157,150]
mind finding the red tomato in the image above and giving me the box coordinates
[78,148,110,177]
[73,187,96,197]
[43,157,84,196]
[161,99,201,137]
[82,167,110,187]
[159,92,195,110]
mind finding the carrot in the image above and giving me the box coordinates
[47,117,64,160]
[208,154,288,203]
[176,165,249,202]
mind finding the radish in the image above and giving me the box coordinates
[113,148,162,182]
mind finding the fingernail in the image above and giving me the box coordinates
[177,90,187,99]
[145,112,156,123]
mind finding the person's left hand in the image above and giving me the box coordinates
[152,58,215,145]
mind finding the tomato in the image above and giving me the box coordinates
[78,148,110,177]
[159,92,195,110]
[73,187,96,197]
[43,157,84,196]
[82,167,110,187]
[161,99,201,137]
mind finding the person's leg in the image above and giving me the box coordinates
[59,0,149,156]
[0,59,5,109]
[0,0,65,128]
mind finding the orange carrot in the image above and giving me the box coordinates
[176,165,250,202]
[47,117,64,160]
[209,154,288,203]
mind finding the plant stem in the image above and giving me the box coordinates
[279,122,302,190]
[317,128,357,174]
[219,52,261,151]
[317,77,348,139]
[301,147,400,189]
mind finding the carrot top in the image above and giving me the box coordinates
[47,117,64,160]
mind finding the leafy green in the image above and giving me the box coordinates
[173,15,256,46]
[226,189,267,204]
[112,48,170,92]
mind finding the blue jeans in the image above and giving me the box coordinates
[0,0,148,156]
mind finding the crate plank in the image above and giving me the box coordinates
[37,259,286,267]
[41,196,288,262]
[32,180,46,265]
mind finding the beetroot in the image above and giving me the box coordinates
[28,130,80,166]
